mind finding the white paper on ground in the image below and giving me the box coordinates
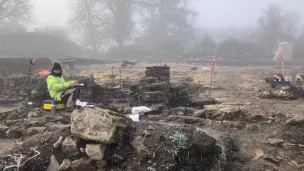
[129,114,139,122]
[202,67,210,71]
[76,99,87,107]
[131,106,152,115]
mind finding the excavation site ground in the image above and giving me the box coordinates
[0,62,304,171]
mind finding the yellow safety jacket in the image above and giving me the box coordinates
[47,75,74,101]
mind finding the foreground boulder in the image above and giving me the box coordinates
[71,107,131,143]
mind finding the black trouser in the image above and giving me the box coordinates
[61,88,80,107]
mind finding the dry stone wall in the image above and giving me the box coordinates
[0,74,31,102]
[0,58,52,76]
[128,66,170,107]
[0,74,128,107]
[0,65,203,110]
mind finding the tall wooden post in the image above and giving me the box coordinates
[119,68,122,88]
[209,64,214,96]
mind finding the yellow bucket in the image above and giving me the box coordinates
[43,100,65,110]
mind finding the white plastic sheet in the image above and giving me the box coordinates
[202,67,210,71]
[131,106,152,115]
[129,114,140,122]
[76,99,87,108]
[129,106,152,122]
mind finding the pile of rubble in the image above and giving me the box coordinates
[0,107,247,171]
[1,65,267,170]
[260,84,304,99]
[128,66,216,110]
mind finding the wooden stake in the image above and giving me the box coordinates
[119,68,122,88]
[246,53,249,76]
[209,54,216,96]
[111,66,114,87]
[209,64,214,96]
[281,60,285,77]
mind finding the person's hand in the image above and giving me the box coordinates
[74,80,78,85]
[68,80,76,87]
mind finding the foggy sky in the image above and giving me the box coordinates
[30,0,304,29]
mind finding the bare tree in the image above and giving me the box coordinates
[135,0,197,48]
[69,0,135,51]
[0,0,33,25]
[69,0,197,54]
[258,4,300,56]
[105,0,134,48]
[69,0,112,51]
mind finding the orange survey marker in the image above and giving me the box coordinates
[39,70,50,76]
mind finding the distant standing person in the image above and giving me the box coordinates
[47,62,79,112]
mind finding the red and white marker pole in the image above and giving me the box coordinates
[279,55,285,77]
[209,54,216,96]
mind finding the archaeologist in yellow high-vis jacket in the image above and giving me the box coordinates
[47,62,79,112]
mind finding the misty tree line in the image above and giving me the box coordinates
[189,4,304,60]
[68,0,197,59]
[0,0,304,60]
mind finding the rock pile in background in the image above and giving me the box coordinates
[128,66,170,107]
[260,84,304,100]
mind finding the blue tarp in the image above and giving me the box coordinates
[269,81,291,86]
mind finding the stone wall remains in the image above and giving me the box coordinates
[0,58,52,76]
[0,75,128,108]
[128,66,170,107]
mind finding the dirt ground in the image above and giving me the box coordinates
[79,65,304,171]
[1,64,304,170]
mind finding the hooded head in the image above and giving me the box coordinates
[51,62,62,77]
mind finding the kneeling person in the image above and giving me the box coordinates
[47,62,79,112]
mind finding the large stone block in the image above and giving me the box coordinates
[141,91,167,102]
[145,66,170,82]
[71,108,130,143]
[140,82,169,92]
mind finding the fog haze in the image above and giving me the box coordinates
[1,0,302,59]
[31,0,304,29]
